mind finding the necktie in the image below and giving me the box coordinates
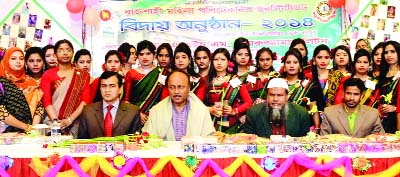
[104,105,113,137]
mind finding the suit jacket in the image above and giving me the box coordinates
[321,104,384,138]
[243,102,311,137]
[78,101,140,139]
[142,92,215,141]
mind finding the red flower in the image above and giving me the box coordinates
[221,82,229,88]
[302,97,308,102]
[247,60,254,66]
[330,48,335,58]
[42,144,48,148]
[118,51,127,64]
[272,52,277,60]
[49,153,61,166]
[142,132,149,137]
[228,61,235,67]
[263,78,269,83]
[280,56,285,63]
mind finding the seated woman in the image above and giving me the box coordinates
[281,49,325,131]
[0,77,32,133]
[205,48,252,133]
[334,49,378,105]
[0,47,43,126]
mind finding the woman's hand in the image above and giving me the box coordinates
[59,118,72,130]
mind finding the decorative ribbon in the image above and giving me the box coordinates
[116,157,152,177]
[0,167,10,177]
[272,153,352,177]
[28,154,400,177]
[194,159,229,177]
[44,155,90,177]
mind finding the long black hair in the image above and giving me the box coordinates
[332,45,352,72]
[378,40,400,87]
[255,47,275,72]
[172,42,199,77]
[311,44,331,84]
[204,48,232,106]
[281,48,304,80]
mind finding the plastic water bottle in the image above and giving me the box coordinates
[50,118,61,141]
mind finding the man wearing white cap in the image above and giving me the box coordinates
[243,78,311,137]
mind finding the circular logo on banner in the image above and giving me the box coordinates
[313,1,336,23]
[100,9,111,21]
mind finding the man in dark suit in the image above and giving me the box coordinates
[321,78,384,138]
[78,71,140,139]
[244,78,311,137]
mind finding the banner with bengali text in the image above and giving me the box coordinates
[96,0,341,60]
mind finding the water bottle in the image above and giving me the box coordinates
[50,118,61,141]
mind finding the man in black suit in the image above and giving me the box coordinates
[78,71,140,138]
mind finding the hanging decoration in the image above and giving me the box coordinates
[83,8,100,26]
[66,0,85,14]
[352,156,371,172]
[344,0,359,14]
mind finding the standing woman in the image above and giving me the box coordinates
[42,45,57,69]
[73,49,94,83]
[1,47,44,126]
[334,49,378,105]
[40,39,90,136]
[281,49,324,130]
[324,45,352,107]
[118,43,137,76]
[311,44,332,105]
[251,47,279,103]
[371,42,384,78]
[170,42,205,100]
[232,43,253,77]
[375,41,400,133]
[25,47,46,82]
[124,42,171,125]
[289,38,311,77]
[205,48,252,133]
[332,45,352,75]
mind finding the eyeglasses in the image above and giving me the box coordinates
[57,49,72,54]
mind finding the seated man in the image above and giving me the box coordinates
[244,78,311,137]
[142,71,215,141]
[321,78,384,138]
[78,71,140,139]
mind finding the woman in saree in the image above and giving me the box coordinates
[73,49,94,83]
[40,39,90,136]
[125,41,171,125]
[334,49,378,105]
[374,41,400,133]
[0,47,43,126]
[25,47,47,82]
[205,48,252,133]
[311,44,333,106]
[281,49,324,130]
[169,42,205,100]
[250,47,279,104]
[289,38,311,77]
[371,42,384,78]
[0,77,32,133]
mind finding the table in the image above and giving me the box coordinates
[2,142,400,177]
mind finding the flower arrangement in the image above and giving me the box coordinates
[216,82,229,131]
[352,156,371,172]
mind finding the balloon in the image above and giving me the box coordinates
[83,8,100,26]
[345,0,359,14]
[84,0,100,7]
[66,0,84,14]
[328,0,345,8]
[69,11,83,21]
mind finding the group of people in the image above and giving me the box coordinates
[0,37,398,141]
